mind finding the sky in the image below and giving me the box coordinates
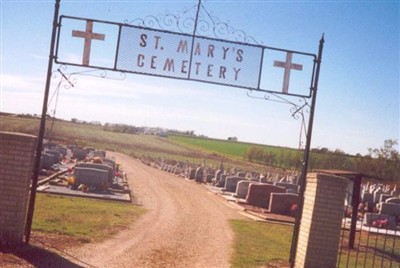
[1,0,399,156]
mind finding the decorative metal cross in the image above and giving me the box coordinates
[273,52,303,94]
[72,20,105,66]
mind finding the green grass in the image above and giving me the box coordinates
[337,230,400,267]
[168,134,298,160]
[32,194,146,242]
[230,220,293,267]
[169,135,254,158]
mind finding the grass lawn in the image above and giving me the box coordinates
[230,219,293,267]
[32,194,146,242]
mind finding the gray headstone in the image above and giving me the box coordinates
[269,193,299,215]
[373,188,383,203]
[40,153,54,170]
[195,167,204,182]
[224,177,244,193]
[215,170,222,182]
[364,213,397,230]
[73,148,87,160]
[217,174,227,187]
[235,180,255,199]
[56,147,67,157]
[362,192,374,203]
[237,172,246,178]
[386,198,400,205]
[101,157,116,170]
[379,203,400,217]
[205,174,214,183]
[74,167,108,188]
[188,168,196,180]
[379,194,393,203]
[76,163,114,184]
[45,150,62,163]
[275,182,299,193]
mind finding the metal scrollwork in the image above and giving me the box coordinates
[68,69,127,81]
[246,90,310,150]
[46,64,127,131]
[125,2,260,45]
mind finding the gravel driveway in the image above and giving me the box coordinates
[70,151,246,267]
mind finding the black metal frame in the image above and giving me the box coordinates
[55,15,316,99]
[26,3,324,268]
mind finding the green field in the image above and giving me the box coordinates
[168,134,295,158]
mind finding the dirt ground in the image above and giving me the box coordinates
[1,151,247,267]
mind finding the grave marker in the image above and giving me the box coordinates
[224,177,244,193]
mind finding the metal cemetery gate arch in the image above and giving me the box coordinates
[26,1,324,266]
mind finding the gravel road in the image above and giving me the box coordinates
[71,151,246,268]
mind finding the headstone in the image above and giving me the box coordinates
[214,170,222,183]
[40,153,54,170]
[56,147,68,157]
[379,194,393,203]
[275,182,299,193]
[234,180,255,199]
[245,184,286,208]
[286,189,298,194]
[195,167,204,182]
[373,188,383,203]
[386,197,400,205]
[237,172,246,178]
[101,157,116,170]
[188,168,196,180]
[269,193,299,216]
[174,166,182,174]
[205,174,214,183]
[224,177,244,193]
[361,192,375,212]
[364,213,397,229]
[362,192,373,203]
[217,174,227,187]
[260,176,272,184]
[379,202,400,217]
[45,150,62,163]
[74,167,108,188]
[73,148,87,160]
[76,163,114,185]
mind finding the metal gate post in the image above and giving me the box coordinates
[25,0,61,244]
[289,35,324,267]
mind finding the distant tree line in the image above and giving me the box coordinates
[102,123,196,137]
[244,139,399,183]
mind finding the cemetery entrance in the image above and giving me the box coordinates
[27,0,324,266]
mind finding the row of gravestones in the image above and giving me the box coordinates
[40,143,121,192]
[154,161,300,217]
[361,183,400,229]
[214,172,300,217]
[40,143,107,170]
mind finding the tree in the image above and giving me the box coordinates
[367,139,399,182]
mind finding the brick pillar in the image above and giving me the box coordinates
[295,173,349,268]
[0,132,37,249]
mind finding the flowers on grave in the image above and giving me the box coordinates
[372,218,389,228]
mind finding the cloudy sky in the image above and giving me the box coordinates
[1,0,399,155]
